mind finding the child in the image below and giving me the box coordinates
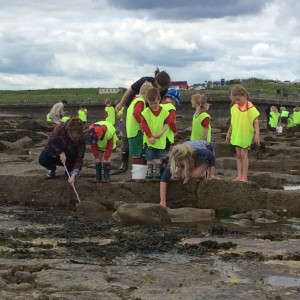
[161,88,180,151]
[141,87,170,179]
[126,81,153,166]
[279,107,289,127]
[268,106,280,134]
[159,140,218,207]
[87,121,118,183]
[190,94,211,142]
[226,85,260,183]
[60,111,71,123]
[104,98,116,126]
[288,106,300,128]
[115,68,171,173]
[78,104,88,124]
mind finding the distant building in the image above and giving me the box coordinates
[97,87,126,94]
[171,81,189,90]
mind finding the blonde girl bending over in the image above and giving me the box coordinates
[159,140,217,207]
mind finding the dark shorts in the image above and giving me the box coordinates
[144,145,167,161]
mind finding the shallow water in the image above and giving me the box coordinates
[264,275,300,287]
[283,185,300,190]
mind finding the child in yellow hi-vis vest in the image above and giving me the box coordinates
[268,106,280,134]
[226,85,260,183]
[78,104,88,124]
[126,81,153,165]
[104,98,116,126]
[190,94,211,142]
[141,87,170,179]
[86,121,118,183]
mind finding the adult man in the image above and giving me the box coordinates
[49,100,68,124]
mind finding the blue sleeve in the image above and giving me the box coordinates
[160,166,171,183]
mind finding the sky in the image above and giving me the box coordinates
[1,0,300,90]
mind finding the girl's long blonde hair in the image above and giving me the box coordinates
[270,106,279,114]
[169,144,194,184]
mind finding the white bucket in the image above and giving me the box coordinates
[276,125,283,134]
[131,164,148,179]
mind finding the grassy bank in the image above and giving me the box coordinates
[0,88,122,105]
[0,82,299,105]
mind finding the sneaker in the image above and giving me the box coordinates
[46,170,56,178]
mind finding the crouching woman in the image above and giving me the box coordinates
[159,140,218,207]
[38,118,86,184]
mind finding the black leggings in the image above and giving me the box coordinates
[39,147,78,172]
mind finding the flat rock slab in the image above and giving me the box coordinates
[167,208,215,223]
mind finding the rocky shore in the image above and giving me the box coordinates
[0,110,299,299]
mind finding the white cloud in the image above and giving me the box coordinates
[0,0,299,90]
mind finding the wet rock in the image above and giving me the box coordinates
[167,207,215,223]
[230,213,249,219]
[254,218,278,224]
[197,179,267,212]
[112,203,171,226]
[76,201,107,220]
[267,189,300,216]
[0,136,32,149]
[250,172,283,189]
[246,209,280,221]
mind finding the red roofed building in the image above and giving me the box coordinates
[171,81,189,90]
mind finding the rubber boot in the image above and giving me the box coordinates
[154,163,162,179]
[94,162,102,183]
[118,151,129,172]
[102,162,111,183]
[146,164,153,179]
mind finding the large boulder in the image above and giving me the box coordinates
[112,203,171,226]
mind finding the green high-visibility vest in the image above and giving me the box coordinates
[190,112,211,142]
[94,121,118,151]
[61,116,70,122]
[269,111,280,128]
[230,102,260,149]
[46,113,52,122]
[78,108,87,122]
[105,106,116,125]
[141,106,169,150]
[281,110,289,118]
[126,97,145,138]
[160,102,176,144]
[293,111,300,124]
